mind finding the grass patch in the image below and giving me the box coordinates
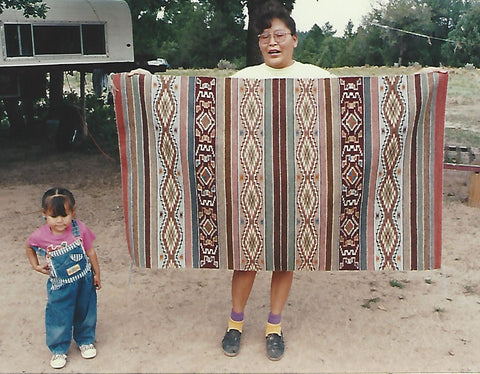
[444,128,480,148]
[362,297,380,309]
[390,279,406,289]
[463,285,475,295]
[158,68,236,77]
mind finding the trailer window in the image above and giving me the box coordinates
[4,23,107,57]
[82,24,106,55]
[33,25,81,54]
[4,24,33,57]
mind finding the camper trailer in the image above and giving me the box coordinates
[0,0,134,70]
[0,0,148,100]
[0,0,167,149]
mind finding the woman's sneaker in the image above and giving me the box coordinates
[50,354,67,369]
[222,329,241,356]
[79,344,97,359]
[266,332,285,361]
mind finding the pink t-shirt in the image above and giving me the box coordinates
[27,219,96,253]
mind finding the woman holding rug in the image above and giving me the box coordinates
[221,0,334,361]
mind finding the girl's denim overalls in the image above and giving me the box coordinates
[40,220,97,354]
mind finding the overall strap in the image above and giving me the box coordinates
[32,246,47,257]
[72,219,80,237]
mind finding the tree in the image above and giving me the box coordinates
[344,19,355,39]
[125,0,246,69]
[0,0,47,18]
[124,0,169,61]
[295,23,336,66]
[336,20,362,66]
[207,3,247,67]
[337,5,391,67]
[353,0,473,66]
[378,0,434,65]
[422,0,470,64]
[443,2,480,66]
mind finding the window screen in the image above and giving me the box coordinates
[33,25,81,54]
[4,24,33,57]
[82,24,106,55]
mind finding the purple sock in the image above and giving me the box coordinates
[231,310,244,322]
[268,312,282,324]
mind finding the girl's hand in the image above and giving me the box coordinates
[34,263,50,275]
[93,274,102,290]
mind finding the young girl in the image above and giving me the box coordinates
[26,187,101,369]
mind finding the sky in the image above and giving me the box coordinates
[290,0,376,34]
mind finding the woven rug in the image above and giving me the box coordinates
[112,72,447,271]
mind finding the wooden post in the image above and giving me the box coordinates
[49,70,64,108]
[80,71,86,120]
[468,172,480,208]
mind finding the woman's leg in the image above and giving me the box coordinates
[269,270,293,315]
[265,270,293,360]
[231,270,257,313]
[222,270,257,356]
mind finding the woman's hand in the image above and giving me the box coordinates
[127,68,151,77]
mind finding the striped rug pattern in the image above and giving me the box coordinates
[112,72,447,271]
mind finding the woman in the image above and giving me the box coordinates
[222,0,334,361]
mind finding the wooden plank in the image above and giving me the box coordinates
[444,163,480,172]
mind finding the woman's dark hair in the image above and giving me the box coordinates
[254,0,296,35]
[41,187,76,217]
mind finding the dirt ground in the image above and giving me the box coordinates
[0,139,479,374]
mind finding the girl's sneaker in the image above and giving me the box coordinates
[50,354,67,369]
[79,344,97,359]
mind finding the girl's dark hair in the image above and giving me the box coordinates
[254,0,296,35]
[41,187,75,217]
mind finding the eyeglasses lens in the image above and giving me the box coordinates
[258,31,289,44]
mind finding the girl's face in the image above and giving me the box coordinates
[258,18,298,69]
[43,205,75,235]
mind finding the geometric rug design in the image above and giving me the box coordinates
[112,72,448,271]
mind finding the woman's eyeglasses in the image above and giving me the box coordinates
[257,30,293,44]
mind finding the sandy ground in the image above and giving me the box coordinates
[1,139,479,374]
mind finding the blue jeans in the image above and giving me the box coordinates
[45,270,97,354]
